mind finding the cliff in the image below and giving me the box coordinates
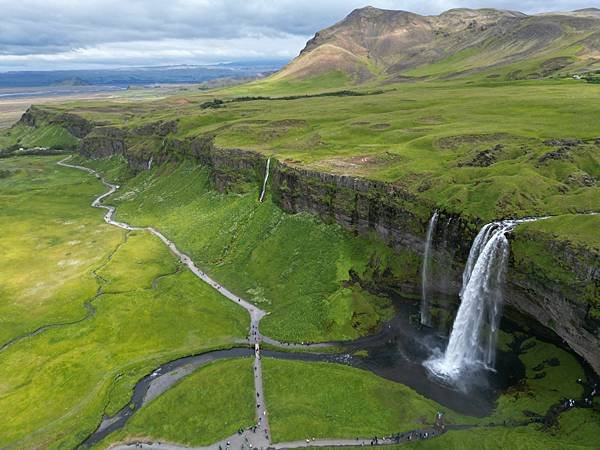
[19,106,600,375]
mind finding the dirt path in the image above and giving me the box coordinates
[58,157,274,448]
[58,157,463,450]
[107,428,442,450]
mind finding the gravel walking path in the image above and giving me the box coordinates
[58,157,445,450]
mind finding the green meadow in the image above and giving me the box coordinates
[0,155,123,344]
[93,358,256,449]
[10,79,598,229]
[261,359,454,442]
[0,156,248,448]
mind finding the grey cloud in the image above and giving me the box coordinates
[0,0,595,70]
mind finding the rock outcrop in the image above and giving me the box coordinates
[19,106,93,138]
[78,127,127,159]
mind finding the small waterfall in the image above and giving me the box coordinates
[426,218,539,380]
[259,157,271,203]
[420,210,439,326]
[147,157,153,170]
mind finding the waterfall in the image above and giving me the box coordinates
[147,157,153,170]
[420,210,439,326]
[259,157,271,203]
[425,218,539,380]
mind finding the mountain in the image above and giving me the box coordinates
[50,76,90,87]
[272,6,600,83]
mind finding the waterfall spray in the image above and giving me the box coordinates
[425,218,542,380]
[147,157,153,170]
[420,210,439,326]
[259,157,271,203]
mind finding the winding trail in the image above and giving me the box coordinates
[59,156,450,450]
[107,429,442,450]
[58,157,277,447]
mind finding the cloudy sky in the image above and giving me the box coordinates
[0,0,594,71]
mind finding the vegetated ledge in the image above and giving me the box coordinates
[15,106,600,375]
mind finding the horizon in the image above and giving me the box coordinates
[0,59,290,75]
[0,0,597,72]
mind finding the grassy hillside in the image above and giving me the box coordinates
[9,79,598,223]
[99,159,413,343]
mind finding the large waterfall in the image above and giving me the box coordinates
[420,210,439,327]
[259,157,271,203]
[426,219,533,380]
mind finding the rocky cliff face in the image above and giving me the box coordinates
[508,230,600,373]
[27,105,598,375]
[19,106,93,138]
[78,127,127,159]
[172,139,600,375]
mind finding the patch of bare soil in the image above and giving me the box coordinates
[436,132,519,150]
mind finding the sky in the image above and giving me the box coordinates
[0,0,595,71]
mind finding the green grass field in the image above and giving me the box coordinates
[261,359,460,442]
[8,79,597,228]
[93,358,256,448]
[0,156,248,448]
[0,156,123,344]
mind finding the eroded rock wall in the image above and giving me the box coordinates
[25,105,598,374]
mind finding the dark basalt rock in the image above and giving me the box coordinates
[78,127,127,159]
[18,106,51,127]
[134,120,178,137]
[566,172,597,187]
[543,138,583,147]
[458,144,503,167]
[538,147,573,163]
[50,113,93,138]
[18,107,93,138]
